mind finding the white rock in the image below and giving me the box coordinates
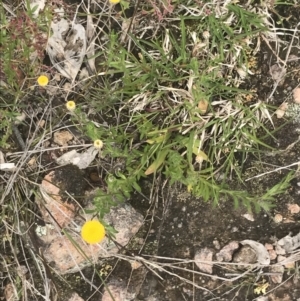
[242,213,254,221]
[277,232,300,253]
[56,147,98,169]
[194,248,214,274]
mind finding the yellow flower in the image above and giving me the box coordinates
[109,0,120,4]
[66,100,76,111]
[37,75,49,87]
[81,220,106,244]
[94,139,104,149]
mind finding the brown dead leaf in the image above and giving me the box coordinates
[198,99,208,114]
[53,130,73,146]
[27,156,37,168]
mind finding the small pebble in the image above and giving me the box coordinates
[273,214,283,223]
[231,227,238,233]
[213,239,221,250]
[293,87,300,103]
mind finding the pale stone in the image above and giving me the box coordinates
[277,255,295,269]
[264,243,274,250]
[242,213,254,221]
[287,203,300,214]
[268,249,277,261]
[33,169,143,275]
[42,204,143,274]
[216,241,239,262]
[273,214,283,223]
[275,244,286,255]
[293,87,300,104]
[275,103,288,118]
[194,248,214,274]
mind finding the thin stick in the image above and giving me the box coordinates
[245,161,300,181]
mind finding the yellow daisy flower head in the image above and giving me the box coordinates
[94,139,104,149]
[37,75,49,87]
[81,220,106,244]
[66,100,76,111]
[109,0,121,4]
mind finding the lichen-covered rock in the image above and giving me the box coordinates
[32,167,143,274]
[42,203,143,274]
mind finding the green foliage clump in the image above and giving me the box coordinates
[81,2,293,212]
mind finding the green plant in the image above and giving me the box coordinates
[0,1,52,148]
[83,6,278,210]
